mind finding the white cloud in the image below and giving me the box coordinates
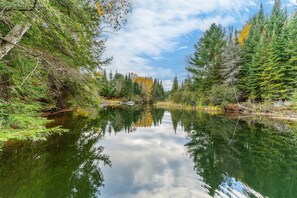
[287,0,297,6]
[162,80,174,91]
[177,46,188,51]
[103,0,256,81]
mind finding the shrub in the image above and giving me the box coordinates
[207,84,235,107]
[291,91,297,110]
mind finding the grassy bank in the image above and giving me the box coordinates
[101,98,124,106]
[227,102,297,122]
[156,101,297,122]
[155,101,223,115]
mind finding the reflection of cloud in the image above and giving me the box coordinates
[96,112,266,198]
[98,113,211,197]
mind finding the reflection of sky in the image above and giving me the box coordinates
[217,177,266,198]
[96,112,264,198]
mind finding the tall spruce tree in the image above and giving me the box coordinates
[247,4,266,100]
[152,79,165,102]
[171,75,179,94]
[187,23,226,93]
[260,0,288,100]
[239,4,265,100]
[286,11,297,92]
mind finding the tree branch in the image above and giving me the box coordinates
[1,0,37,12]
[0,23,31,60]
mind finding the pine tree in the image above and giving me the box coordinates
[187,23,226,93]
[152,79,166,102]
[238,4,265,99]
[248,33,268,100]
[124,75,133,99]
[260,0,288,100]
[247,4,266,100]
[285,11,297,94]
[171,75,179,94]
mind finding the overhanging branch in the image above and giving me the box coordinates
[1,0,37,12]
[0,23,31,60]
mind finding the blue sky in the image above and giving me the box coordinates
[103,0,296,90]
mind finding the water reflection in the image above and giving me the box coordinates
[0,107,297,198]
[98,107,165,134]
[169,110,297,198]
[0,114,111,198]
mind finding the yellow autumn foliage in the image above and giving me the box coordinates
[238,23,252,46]
[134,111,153,127]
[134,76,154,101]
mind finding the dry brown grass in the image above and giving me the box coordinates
[155,101,223,115]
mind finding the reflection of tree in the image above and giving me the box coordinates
[134,110,153,127]
[0,114,111,198]
[99,107,142,133]
[99,106,165,132]
[0,107,165,197]
[170,110,297,198]
[170,110,181,132]
[151,108,165,126]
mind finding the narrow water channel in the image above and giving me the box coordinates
[0,107,297,198]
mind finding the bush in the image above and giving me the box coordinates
[207,85,235,107]
[291,91,297,110]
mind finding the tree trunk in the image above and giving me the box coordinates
[0,23,30,60]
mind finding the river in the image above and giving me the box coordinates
[0,107,297,198]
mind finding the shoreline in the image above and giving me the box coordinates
[155,101,297,122]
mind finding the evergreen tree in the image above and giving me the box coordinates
[171,75,179,94]
[187,23,226,93]
[124,75,133,99]
[152,79,166,102]
[286,11,297,92]
[247,4,266,100]
[260,0,288,100]
[239,4,265,99]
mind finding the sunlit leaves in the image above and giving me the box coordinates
[95,0,132,30]
[238,23,251,46]
[134,76,154,102]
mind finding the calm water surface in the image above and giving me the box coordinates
[0,107,297,198]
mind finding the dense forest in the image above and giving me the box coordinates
[171,0,297,108]
[0,0,132,140]
[99,70,166,103]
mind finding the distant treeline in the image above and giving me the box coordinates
[99,70,167,103]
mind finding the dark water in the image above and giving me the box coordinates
[1,107,297,198]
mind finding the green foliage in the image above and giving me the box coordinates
[291,91,297,110]
[152,79,165,102]
[183,1,297,105]
[99,71,165,103]
[0,102,67,143]
[207,85,235,107]
[171,75,179,94]
[239,4,265,100]
[187,23,226,93]
[237,0,295,101]
[0,0,132,142]
[170,77,203,106]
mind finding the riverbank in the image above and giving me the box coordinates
[101,98,124,107]
[156,101,297,122]
[155,101,223,115]
[227,103,297,122]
